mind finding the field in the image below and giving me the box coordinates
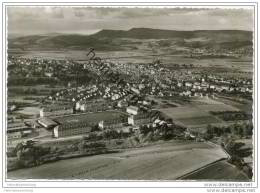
[181,160,249,181]
[159,105,218,128]
[7,141,229,180]
[159,100,240,128]
[177,116,220,126]
[196,104,239,112]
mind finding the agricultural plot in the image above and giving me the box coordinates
[197,104,239,112]
[159,99,240,128]
[177,116,220,126]
[159,106,209,119]
[8,141,228,180]
[159,106,222,128]
[181,160,249,180]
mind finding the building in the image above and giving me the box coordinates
[53,111,127,138]
[7,123,33,140]
[54,122,92,138]
[38,117,58,128]
[131,87,140,95]
[117,100,128,108]
[128,113,152,126]
[40,105,73,117]
[25,120,42,129]
[98,117,127,130]
[127,106,139,115]
[76,100,111,112]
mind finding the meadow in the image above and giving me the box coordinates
[181,160,249,180]
[8,141,228,180]
[159,100,240,128]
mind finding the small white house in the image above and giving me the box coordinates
[126,106,139,115]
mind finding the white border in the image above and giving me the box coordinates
[0,0,258,191]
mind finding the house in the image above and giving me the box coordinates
[185,82,193,87]
[143,100,151,106]
[131,87,140,95]
[44,72,53,77]
[128,113,151,126]
[209,85,216,90]
[117,100,128,108]
[127,106,139,115]
[177,82,182,87]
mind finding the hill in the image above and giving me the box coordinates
[8,28,253,52]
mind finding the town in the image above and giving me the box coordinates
[7,48,253,180]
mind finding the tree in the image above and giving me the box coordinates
[91,124,100,132]
[140,125,150,135]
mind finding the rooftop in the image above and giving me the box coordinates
[127,106,139,112]
[53,111,126,125]
[41,105,73,112]
[38,117,58,126]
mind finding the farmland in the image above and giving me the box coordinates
[181,160,249,181]
[7,141,229,180]
[158,99,242,128]
[177,116,220,126]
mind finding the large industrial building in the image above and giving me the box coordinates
[40,105,73,117]
[128,113,152,126]
[54,122,92,138]
[38,117,58,128]
[53,111,127,138]
[75,100,112,112]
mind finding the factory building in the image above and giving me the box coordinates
[54,122,92,138]
[75,101,112,112]
[53,111,127,138]
[40,105,73,117]
[98,117,127,130]
[38,117,58,128]
[128,113,152,126]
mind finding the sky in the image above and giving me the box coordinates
[7,7,254,36]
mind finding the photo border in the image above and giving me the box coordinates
[1,1,258,189]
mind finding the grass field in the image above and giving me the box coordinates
[7,141,229,180]
[159,106,222,128]
[197,104,239,112]
[159,106,209,119]
[181,160,249,181]
[177,116,220,126]
[159,100,240,128]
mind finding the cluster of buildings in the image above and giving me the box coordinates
[35,98,158,138]
[45,104,154,138]
[177,78,252,97]
[7,122,33,140]
[189,46,253,58]
[8,55,252,105]
[7,54,253,145]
